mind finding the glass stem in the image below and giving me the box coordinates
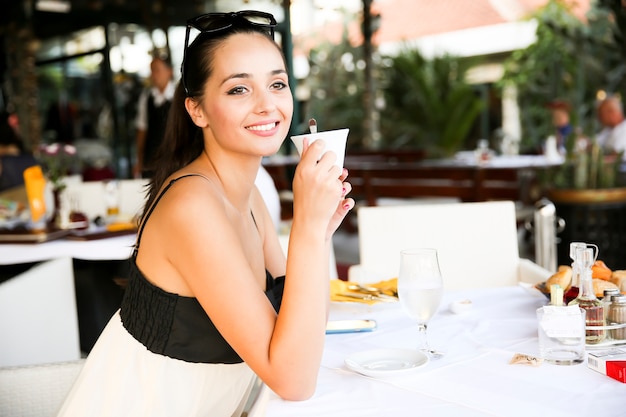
[416,323,430,351]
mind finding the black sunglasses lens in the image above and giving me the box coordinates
[190,12,275,32]
[190,14,229,32]
[240,14,275,26]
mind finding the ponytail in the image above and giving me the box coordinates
[142,82,204,219]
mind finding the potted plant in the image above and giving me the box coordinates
[542,134,626,269]
[546,134,626,200]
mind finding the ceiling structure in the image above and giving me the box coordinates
[2,0,287,40]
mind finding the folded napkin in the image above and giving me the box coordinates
[330,278,398,305]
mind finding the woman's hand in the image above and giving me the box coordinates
[291,139,353,239]
[327,167,354,240]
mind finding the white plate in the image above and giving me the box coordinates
[344,348,429,378]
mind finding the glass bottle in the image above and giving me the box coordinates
[564,242,586,304]
[608,295,626,341]
[568,247,606,344]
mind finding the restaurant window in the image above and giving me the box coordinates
[35,26,115,176]
[34,24,182,178]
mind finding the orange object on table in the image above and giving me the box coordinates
[23,165,47,223]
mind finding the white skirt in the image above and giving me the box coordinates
[57,311,256,417]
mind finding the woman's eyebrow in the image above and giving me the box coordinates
[220,69,287,85]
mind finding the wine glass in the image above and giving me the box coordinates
[398,248,444,359]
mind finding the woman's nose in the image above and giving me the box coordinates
[254,90,277,114]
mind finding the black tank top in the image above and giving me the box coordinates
[120,174,284,364]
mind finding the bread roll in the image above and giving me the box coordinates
[546,265,572,291]
[592,260,612,280]
[610,270,626,293]
[593,278,620,298]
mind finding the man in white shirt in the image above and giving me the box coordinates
[596,96,626,160]
[134,54,176,178]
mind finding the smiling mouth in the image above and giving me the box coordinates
[246,122,277,132]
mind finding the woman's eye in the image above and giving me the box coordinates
[227,86,247,95]
[271,81,288,90]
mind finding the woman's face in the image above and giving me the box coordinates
[195,32,293,157]
[150,58,173,92]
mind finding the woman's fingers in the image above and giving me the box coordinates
[341,181,352,197]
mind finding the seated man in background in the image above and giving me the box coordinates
[0,111,38,192]
[0,110,25,156]
[596,95,626,159]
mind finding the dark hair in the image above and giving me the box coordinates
[142,18,283,217]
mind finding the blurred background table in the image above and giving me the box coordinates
[0,233,136,353]
[0,233,135,265]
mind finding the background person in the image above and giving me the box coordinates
[0,110,38,192]
[0,110,25,156]
[133,53,175,178]
[546,99,573,154]
[57,10,354,416]
[596,95,626,159]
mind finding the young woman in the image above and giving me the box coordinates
[57,10,354,417]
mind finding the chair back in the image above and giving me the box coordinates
[0,359,84,417]
[64,178,148,220]
[0,257,81,367]
[118,178,149,218]
[356,201,520,289]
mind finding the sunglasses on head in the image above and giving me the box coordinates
[181,10,278,97]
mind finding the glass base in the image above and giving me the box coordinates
[542,349,584,366]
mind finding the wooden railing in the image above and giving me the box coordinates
[345,160,531,206]
[264,152,550,221]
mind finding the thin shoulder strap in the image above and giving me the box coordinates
[132,174,210,257]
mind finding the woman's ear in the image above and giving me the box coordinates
[185,97,209,128]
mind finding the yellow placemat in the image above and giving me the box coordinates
[330,278,397,305]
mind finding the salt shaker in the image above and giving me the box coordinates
[608,295,626,341]
[602,288,621,320]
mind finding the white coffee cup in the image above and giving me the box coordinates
[290,128,349,169]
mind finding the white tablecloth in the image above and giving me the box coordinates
[260,285,626,417]
[447,153,564,168]
[0,234,136,265]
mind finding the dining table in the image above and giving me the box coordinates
[0,233,136,265]
[256,284,626,417]
[0,231,138,353]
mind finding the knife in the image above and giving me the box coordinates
[337,292,397,302]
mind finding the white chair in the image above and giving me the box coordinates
[63,178,148,220]
[118,178,149,218]
[348,201,550,289]
[0,359,85,417]
[256,166,282,230]
[63,181,105,219]
[0,257,81,367]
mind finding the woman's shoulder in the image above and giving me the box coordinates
[155,173,223,214]
[143,174,229,247]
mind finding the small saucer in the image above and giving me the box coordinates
[345,348,429,378]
